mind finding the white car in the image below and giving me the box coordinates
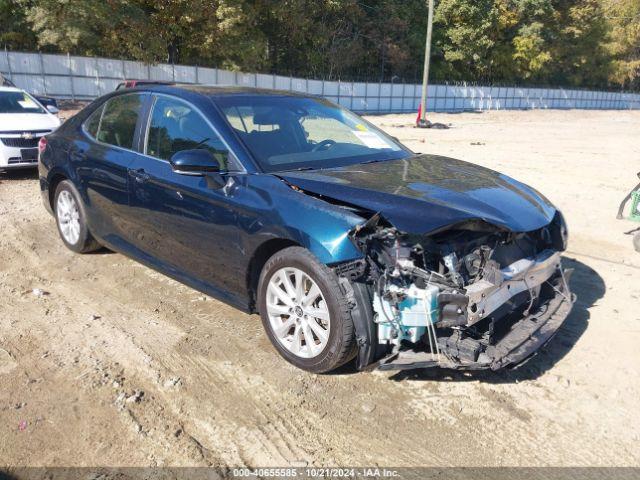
[0,86,61,171]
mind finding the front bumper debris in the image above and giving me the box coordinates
[341,210,575,372]
[377,270,574,371]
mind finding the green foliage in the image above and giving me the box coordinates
[431,0,615,87]
[1,0,637,90]
[0,0,38,50]
[432,0,503,80]
[23,0,122,56]
[603,0,640,89]
[513,22,552,80]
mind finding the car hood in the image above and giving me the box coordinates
[0,113,60,132]
[277,154,557,235]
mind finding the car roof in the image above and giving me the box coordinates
[126,83,316,100]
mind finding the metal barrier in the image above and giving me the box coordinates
[2,50,639,112]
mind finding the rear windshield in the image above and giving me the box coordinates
[215,95,410,172]
[0,91,45,114]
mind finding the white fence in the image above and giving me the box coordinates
[2,50,640,113]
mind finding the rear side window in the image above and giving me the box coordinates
[84,105,104,138]
[95,94,144,149]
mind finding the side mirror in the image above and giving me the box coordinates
[46,104,60,114]
[170,149,221,175]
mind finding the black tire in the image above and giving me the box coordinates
[54,180,101,253]
[634,232,640,253]
[257,246,357,373]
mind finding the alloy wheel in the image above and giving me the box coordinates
[56,190,81,245]
[265,267,331,359]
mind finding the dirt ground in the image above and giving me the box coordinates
[0,109,639,468]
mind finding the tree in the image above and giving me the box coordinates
[0,0,38,50]
[549,0,611,87]
[21,0,268,68]
[3,0,637,90]
[603,0,640,89]
[431,0,505,82]
[510,0,556,81]
[22,0,115,55]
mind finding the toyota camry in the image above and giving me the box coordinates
[38,84,574,373]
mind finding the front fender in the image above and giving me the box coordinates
[241,174,366,265]
[283,222,362,265]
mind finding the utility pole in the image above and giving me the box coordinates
[417,0,434,128]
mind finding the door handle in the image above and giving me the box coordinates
[128,168,150,183]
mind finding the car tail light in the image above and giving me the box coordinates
[38,136,47,154]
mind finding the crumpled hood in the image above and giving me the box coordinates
[278,154,557,234]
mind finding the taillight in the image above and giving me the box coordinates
[38,136,47,154]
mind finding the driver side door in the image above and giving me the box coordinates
[127,94,246,299]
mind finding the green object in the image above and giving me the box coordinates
[630,191,640,222]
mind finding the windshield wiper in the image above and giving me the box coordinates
[286,166,316,171]
[193,137,211,148]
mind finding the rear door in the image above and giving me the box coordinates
[77,93,149,244]
[127,94,246,297]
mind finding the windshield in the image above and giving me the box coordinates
[215,95,410,172]
[0,91,46,114]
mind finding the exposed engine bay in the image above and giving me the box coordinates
[335,212,575,371]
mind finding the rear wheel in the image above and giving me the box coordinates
[634,232,640,253]
[54,180,101,253]
[257,247,357,373]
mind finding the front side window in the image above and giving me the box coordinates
[217,95,409,172]
[95,94,144,149]
[0,91,46,114]
[146,96,232,170]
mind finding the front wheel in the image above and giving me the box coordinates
[257,247,357,373]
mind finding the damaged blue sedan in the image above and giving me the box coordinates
[39,84,574,373]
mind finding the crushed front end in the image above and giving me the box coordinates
[339,212,575,371]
